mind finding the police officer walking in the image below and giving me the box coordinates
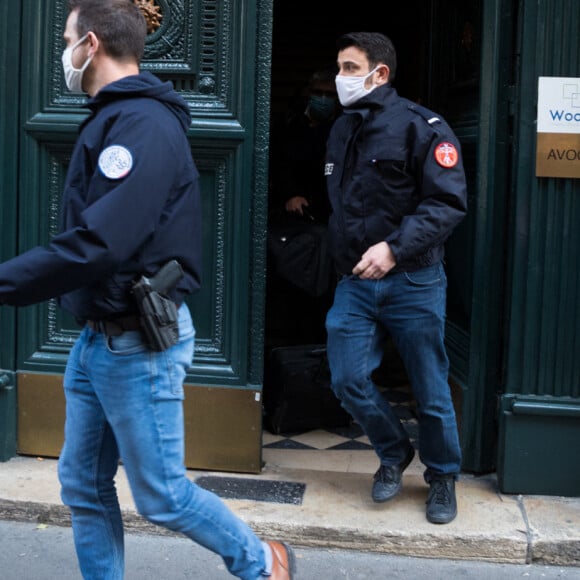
[0,1,294,578]
[325,32,468,524]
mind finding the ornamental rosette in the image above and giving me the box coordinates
[134,0,162,34]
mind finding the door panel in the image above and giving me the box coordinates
[427,0,481,387]
[13,0,271,472]
[428,0,513,473]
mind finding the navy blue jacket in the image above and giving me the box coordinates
[0,72,202,321]
[325,84,467,275]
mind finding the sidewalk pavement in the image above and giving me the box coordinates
[0,453,579,568]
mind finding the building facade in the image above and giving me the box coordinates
[0,0,578,495]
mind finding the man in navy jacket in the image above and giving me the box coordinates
[0,1,294,578]
[325,32,467,524]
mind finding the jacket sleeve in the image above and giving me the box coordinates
[0,108,183,306]
[385,126,468,264]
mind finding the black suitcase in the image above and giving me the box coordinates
[263,344,352,434]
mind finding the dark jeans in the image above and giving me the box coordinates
[326,262,462,480]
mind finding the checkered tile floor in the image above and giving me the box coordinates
[263,386,419,452]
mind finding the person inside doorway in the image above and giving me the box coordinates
[266,68,339,348]
[324,31,468,524]
[270,67,339,223]
[0,1,295,577]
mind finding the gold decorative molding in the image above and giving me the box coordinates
[134,0,162,34]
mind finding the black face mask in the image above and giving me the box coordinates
[307,95,336,121]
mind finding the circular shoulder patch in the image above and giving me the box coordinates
[434,142,459,168]
[98,145,133,179]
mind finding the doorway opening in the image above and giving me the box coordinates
[263,1,435,452]
[265,0,431,344]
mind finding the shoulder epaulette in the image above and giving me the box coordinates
[407,103,442,125]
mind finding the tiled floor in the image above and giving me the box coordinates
[262,385,419,474]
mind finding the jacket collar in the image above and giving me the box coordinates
[343,83,398,114]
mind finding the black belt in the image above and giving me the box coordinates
[86,314,142,337]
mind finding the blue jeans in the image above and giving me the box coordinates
[58,305,268,580]
[326,262,461,480]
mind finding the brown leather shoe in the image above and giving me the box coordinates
[266,540,296,579]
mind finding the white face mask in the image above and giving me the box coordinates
[335,66,381,107]
[62,34,93,93]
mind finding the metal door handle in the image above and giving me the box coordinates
[0,371,14,391]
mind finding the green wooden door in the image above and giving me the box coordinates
[0,2,21,460]
[1,0,272,473]
[427,0,485,471]
[427,0,514,473]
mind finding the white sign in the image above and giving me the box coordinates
[536,76,580,178]
[537,77,580,134]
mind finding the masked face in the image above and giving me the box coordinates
[335,66,380,107]
[61,34,93,93]
[307,94,336,121]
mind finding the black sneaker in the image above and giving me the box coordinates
[372,446,415,503]
[426,476,457,524]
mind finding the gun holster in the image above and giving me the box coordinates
[132,260,184,351]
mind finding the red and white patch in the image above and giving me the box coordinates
[434,142,459,168]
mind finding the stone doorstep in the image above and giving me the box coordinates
[0,496,529,564]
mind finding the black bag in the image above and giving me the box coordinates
[263,344,352,434]
[267,214,334,297]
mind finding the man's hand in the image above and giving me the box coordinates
[352,241,396,279]
[285,196,309,215]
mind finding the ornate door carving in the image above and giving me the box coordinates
[13,0,272,472]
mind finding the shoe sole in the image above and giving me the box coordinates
[281,542,297,578]
[372,447,415,503]
[426,507,457,524]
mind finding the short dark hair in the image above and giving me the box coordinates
[308,68,338,90]
[68,0,147,63]
[337,32,397,82]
